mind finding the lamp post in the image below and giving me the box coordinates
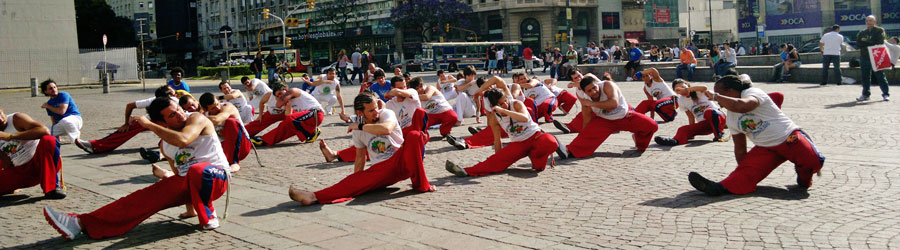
[262,9,288,62]
[708,0,713,47]
[137,18,147,91]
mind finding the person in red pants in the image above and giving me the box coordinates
[243,80,285,137]
[654,79,728,146]
[289,93,435,205]
[445,88,563,177]
[408,77,458,138]
[218,81,255,124]
[384,76,428,136]
[633,68,678,122]
[0,109,66,199]
[513,72,557,123]
[542,78,577,115]
[556,74,658,159]
[74,85,176,154]
[688,75,824,196]
[43,97,232,240]
[250,83,324,146]
[445,76,520,150]
[198,93,251,172]
[554,71,610,134]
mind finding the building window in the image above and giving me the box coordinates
[601,12,620,30]
[149,2,153,8]
[723,0,733,9]
[139,2,144,8]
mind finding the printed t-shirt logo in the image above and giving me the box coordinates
[175,151,193,165]
[322,86,331,95]
[652,90,661,98]
[528,93,537,99]
[1,142,19,154]
[442,84,452,92]
[425,102,437,111]
[508,123,525,136]
[692,104,708,115]
[368,136,396,160]
[738,114,770,137]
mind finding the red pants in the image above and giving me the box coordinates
[634,96,678,122]
[0,135,61,195]
[768,92,784,109]
[720,130,825,194]
[79,162,228,239]
[523,97,557,123]
[672,109,726,144]
[220,118,251,164]
[314,130,430,204]
[244,111,286,137]
[564,113,588,133]
[464,132,557,176]
[260,109,323,145]
[426,109,458,136]
[463,126,509,149]
[557,91,577,113]
[89,121,167,153]
[336,108,428,161]
[336,147,369,162]
[566,111,658,157]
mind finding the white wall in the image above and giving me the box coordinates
[0,0,81,88]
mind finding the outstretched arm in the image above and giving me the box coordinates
[132,113,207,148]
[0,113,50,141]
[206,103,240,125]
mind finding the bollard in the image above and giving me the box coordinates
[103,73,110,94]
[221,70,229,82]
[30,78,37,97]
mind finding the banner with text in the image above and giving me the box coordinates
[738,0,759,33]
[834,8,871,26]
[765,0,822,30]
[883,0,900,24]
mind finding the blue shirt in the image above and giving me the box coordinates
[167,79,191,93]
[368,81,392,102]
[46,92,81,121]
[629,48,643,62]
[599,51,610,61]
[301,78,315,93]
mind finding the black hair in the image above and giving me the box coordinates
[407,77,424,89]
[475,77,486,87]
[568,68,582,77]
[832,24,840,31]
[170,67,184,77]
[462,66,477,76]
[373,69,386,79]
[353,93,376,112]
[436,70,444,76]
[723,67,739,77]
[324,67,336,73]
[147,97,175,122]
[512,72,526,81]
[390,76,404,87]
[240,76,250,83]
[198,92,216,110]
[579,76,598,91]
[455,72,464,79]
[715,75,752,92]
[39,79,55,96]
[484,88,505,107]
[671,78,698,102]
[218,81,230,89]
[402,72,410,78]
[154,85,171,98]
[178,95,194,107]
[270,82,286,93]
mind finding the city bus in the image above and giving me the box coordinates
[421,41,523,71]
[229,48,310,73]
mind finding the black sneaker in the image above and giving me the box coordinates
[44,189,67,199]
[445,160,468,177]
[139,147,160,163]
[467,127,481,135]
[654,136,679,146]
[446,135,468,150]
[688,172,728,196]
[250,136,267,146]
[554,135,569,160]
[553,120,570,134]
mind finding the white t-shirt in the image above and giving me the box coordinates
[523,83,554,104]
[577,81,629,120]
[352,109,404,164]
[248,79,272,111]
[677,94,720,122]
[312,74,339,98]
[455,79,478,96]
[422,91,453,114]
[673,47,681,58]
[0,113,40,167]
[227,95,255,123]
[645,80,676,100]
[496,49,504,60]
[724,48,738,64]
[384,89,421,129]
[821,31,844,56]
[163,134,230,176]
[289,91,323,112]
[726,88,799,147]
[208,105,249,142]
[438,81,457,100]
[497,101,541,142]
[587,47,600,59]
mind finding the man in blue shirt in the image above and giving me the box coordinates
[167,67,190,93]
[367,69,392,102]
[625,43,643,81]
[39,79,83,141]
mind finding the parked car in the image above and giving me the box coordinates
[797,37,857,53]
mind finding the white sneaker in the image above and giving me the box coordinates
[74,139,94,154]
[626,77,633,81]
[43,206,81,240]
[204,217,220,230]
[857,95,870,101]
[884,94,891,102]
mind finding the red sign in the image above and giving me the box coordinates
[654,9,671,23]
[869,45,893,71]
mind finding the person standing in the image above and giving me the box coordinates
[856,15,891,101]
[265,49,278,83]
[550,48,563,79]
[542,48,553,73]
[167,67,190,93]
[820,25,844,86]
[350,48,363,84]
[497,46,507,76]
[624,43,643,81]
[337,49,351,84]
[40,80,83,142]
[250,52,263,80]
[523,46,534,74]
[487,45,497,75]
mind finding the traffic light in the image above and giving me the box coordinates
[555,33,561,42]
[285,37,292,47]
[446,24,450,33]
[176,32,180,40]
[307,0,315,9]
[263,8,270,19]
[561,33,568,41]
[286,18,299,27]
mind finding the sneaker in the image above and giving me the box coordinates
[688,172,728,196]
[74,139,94,154]
[204,217,220,230]
[626,77,633,81]
[43,206,81,240]
[856,95,870,102]
[446,135,468,150]
[139,147,160,163]
[305,128,321,143]
[654,136,679,146]
[44,188,67,199]
[445,160,468,177]
[884,94,891,102]
[554,135,569,160]
[467,127,481,135]
[250,136,266,146]
[715,131,731,142]
[552,120,570,134]
[820,82,827,86]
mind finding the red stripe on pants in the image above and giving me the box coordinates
[261,110,323,145]
[220,118,251,164]
[79,162,228,239]
[557,91,577,113]
[426,109,459,136]
[244,111,285,137]
[463,126,509,149]
[565,111,658,157]
[672,109,726,144]
[0,135,61,194]
[314,130,430,204]
[634,96,678,122]
[464,132,558,176]
[720,130,824,194]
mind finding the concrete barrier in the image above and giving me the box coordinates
[580,61,900,84]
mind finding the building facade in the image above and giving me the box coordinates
[679,0,739,46]
[0,0,81,88]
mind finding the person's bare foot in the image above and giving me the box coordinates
[319,140,337,162]
[288,185,317,205]
[475,116,481,124]
[152,164,174,179]
[230,163,240,173]
[179,209,197,218]
[455,121,462,126]
[428,185,437,192]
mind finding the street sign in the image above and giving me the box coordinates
[219,26,233,38]
[102,34,107,45]
[690,30,696,37]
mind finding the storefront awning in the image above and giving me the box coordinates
[626,38,640,45]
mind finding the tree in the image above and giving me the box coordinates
[75,0,136,48]
[390,0,474,42]
[321,0,360,35]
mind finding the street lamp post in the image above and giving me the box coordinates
[708,0,713,47]
[137,18,147,91]
[262,10,288,64]
[220,29,232,63]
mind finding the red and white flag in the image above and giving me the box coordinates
[868,44,893,71]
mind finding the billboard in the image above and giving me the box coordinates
[644,0,679,28]
[764,0,822,30]
[738,0,759,33]
[884,0,900,24]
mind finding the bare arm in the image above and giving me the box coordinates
[644,68,663,82]
[685,111,695,125]
[643,88,654,101]
[223,90,243,101]
[124,102,138,124]
[207,103,240,125]
[706,91,760,113]
[418,86,438,101]
[350,118,397,136]
[581,82,621,111]
[310,78,337,86]
[732,133,748,163]
[493,101,530,123]
[133,113,208,148]
[353,147,367,173]
[336,85,346,115]
[0,113,51,141]
[687,86,707,92]
[258,92,271,116]
[488,114,502,153]
[384,88,413,100]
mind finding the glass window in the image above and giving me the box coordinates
[602,12,620,30]
[139,2,144,8]
[723,0,733,9]
[149,2,153,8]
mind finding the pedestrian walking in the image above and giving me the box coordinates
[351,48,363,84]
[337,49,351,84]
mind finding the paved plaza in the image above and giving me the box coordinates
[1,73,899,249]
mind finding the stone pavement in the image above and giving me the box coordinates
[2,73,900,249]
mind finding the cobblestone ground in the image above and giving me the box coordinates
[1,72,899,249]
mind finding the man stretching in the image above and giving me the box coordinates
[250,83,323,146]
[0,109,66,199]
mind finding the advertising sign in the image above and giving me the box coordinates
[883,0,900,24]
[644,0,678,27]
[765,0,822,30]
[835,8,871,26]
[738,0,759,33]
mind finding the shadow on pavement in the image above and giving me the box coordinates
[824,100,879,109]
[13,219,198,249]
[242,201,323,216]
[100,159,152,168]
[100,175,156,186]
[424,146,456,155]
[503,167,541,178]
[295,161,352,170]
[0,194,45,207]
[639,185,810,208]
[346,187,422,206]
[683,140,715,148]
[798,85,825,89]
[429,175,482,187]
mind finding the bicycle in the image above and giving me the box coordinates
[277,65,294,84]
